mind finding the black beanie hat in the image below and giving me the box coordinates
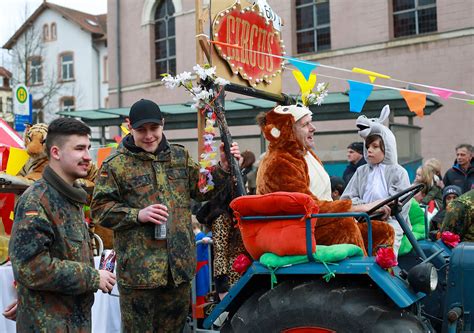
[129,99,163,129]
[347,142,364,154]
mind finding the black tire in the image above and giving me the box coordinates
[226,280,429,333]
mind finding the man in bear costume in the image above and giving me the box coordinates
[256,104,394,255]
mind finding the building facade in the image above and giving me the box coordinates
[106,0,473,172]
[0,67,13,125]
[3,2,108,126]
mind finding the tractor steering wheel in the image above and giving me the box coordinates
[361,183,425,221]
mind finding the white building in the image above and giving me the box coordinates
[2,2,108,126]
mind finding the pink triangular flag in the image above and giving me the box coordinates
[431,88,453,100]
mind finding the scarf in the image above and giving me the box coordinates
[43,165,88,205]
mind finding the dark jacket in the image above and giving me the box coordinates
[342,157,367,185]
[91,135,228,288]
[10,166,100,332]
[443,159,474,194]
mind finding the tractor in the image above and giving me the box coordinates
[196,184,473,332]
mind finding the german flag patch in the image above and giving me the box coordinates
[100,171,108,177]
[25,211,39,217]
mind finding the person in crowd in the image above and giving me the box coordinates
[341,105,411,256]
[91,99,240,332]
[256,105,395,256]
[414,165,443,209]
[8,118,116,332]
[424,158,444,189]
[441,189,474,242]
[330,176,346,201]
[192,221,211,306]
[342,142,366,185]
[443,144,473,193]
[430,185,462,231]
[240,150,256,194]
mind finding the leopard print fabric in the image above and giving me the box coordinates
[211,213,248,286]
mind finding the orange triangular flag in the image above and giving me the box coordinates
[97,147,113,169]
[400,90,426,118]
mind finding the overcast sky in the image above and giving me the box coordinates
[0,0,107,67]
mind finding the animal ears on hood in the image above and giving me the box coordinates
[378,105,390,123]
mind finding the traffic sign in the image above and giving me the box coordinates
[13,84,31,116]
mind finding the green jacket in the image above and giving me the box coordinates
[91,141,227,288]
[441,189,474,242]
[9,166,100,332]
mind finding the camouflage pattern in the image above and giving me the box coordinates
[91,142,227,289]
[119,281,191,332]
[9,176,101,332]
[441,189,474,242]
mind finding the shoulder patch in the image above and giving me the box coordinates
[24,210,39,217]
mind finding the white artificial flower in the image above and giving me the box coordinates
[193,64,208,80]
[161,75,179,89]
[176,71,192,84]
[205,66,216,78]
[214,77,230,86]
[316,82,326,92]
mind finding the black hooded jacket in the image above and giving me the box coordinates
[443,158,474,194]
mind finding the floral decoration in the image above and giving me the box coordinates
[301,82,329,107]
[441,231,460,248]
[232,253,252,275]
[375,247,398,274]
[162,64,230,193]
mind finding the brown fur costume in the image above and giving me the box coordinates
[256,108,394,255]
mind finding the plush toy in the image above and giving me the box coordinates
[256,106,394,255]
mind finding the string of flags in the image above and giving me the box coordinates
[205,37,473,117]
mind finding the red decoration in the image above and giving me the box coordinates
[213,3,283,86]
[232,253,252,275]
[375,247,398,269]
[441,231,460,248]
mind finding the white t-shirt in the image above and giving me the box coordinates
[305,152,333,201]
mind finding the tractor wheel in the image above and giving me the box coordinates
[225,280,429,332]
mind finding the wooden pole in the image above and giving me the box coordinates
[195,0,205,157]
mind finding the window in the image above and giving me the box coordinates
[51,23,57,40]
[393,0,437,38]
[61,97,75,111]
[43,24,49,41]
[60,53,74,81]
[29,57,43,85]
[154,0,176,78]
[296,0,331,54]
[103,56,108,82]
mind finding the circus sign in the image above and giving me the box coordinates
[212,2,284,87]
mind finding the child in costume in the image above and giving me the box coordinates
[341,105,411,255]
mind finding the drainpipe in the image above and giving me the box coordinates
[92,44,101,109]
[116,0,122,107]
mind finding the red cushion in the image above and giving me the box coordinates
[230,192,319,260]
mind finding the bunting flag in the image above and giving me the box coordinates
[430,88,453,100]
[120,125,130,136]
[292,70,317,94]
[348,80,373,113]
[468,100,474,105]
[289,58,319,81]
[5,147,29,176]
[400,90,427,118]
[352,67,391,83]
[97,147,113,168]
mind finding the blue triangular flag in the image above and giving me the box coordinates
[348,80,373,113]
[288,58,319,81]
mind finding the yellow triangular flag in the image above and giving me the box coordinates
[6,147,30,176]
[292,70,317,95]
[120,125,129,135]
[352,67,391,83]
[9,211,14,220]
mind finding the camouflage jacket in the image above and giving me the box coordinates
[91,140,228,288]
[9,166,100,332]
[441,189,474,242]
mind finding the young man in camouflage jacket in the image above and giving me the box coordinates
[8,118,116,332]
[441,189,474,242]
[91,99,240,332]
